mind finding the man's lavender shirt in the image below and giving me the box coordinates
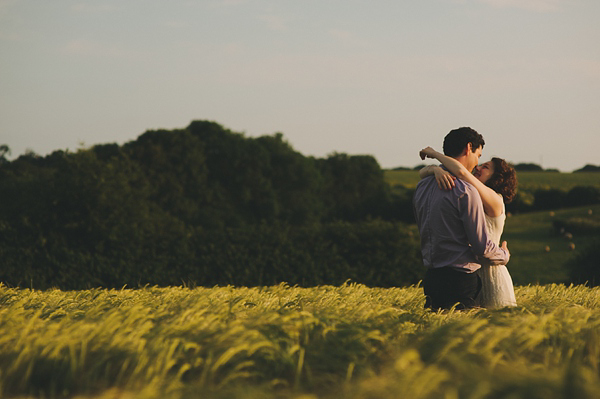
[413,174,509,273]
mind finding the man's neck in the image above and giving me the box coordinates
[452,155,470,170]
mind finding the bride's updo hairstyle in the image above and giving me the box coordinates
[486,157,518,204]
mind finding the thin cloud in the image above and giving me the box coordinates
[567,58,600,80]
[329,29,369,48]
[210,51,596,95]
[71,3,118,13]
[0,31,22,42]
[63,39,124,57]
[222,42,244,56]
[0,0,24,28]
[209,0,250,8]
[258,14,287,31]
[161,20,188,29]
[477,0,563,12]
[448,0,564,12]
[0,0,22,15]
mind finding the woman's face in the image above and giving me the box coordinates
[473,161,494,184]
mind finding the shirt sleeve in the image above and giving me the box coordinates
[458,184,509,266]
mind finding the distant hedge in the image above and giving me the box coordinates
[0,220,423,290]
[506,185,600,214]
[574,164,600,173]
[568,239,600,287]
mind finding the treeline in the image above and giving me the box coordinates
[394,162,600,173]
[512,163,600,173]
[574,164,600,173]
[0,121,421,289]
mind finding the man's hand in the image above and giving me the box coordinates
[501,241,510,261]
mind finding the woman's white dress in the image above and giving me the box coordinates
[479,201,517,308]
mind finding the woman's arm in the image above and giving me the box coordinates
[419,147,504,216]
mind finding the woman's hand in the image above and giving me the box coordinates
[420,146,455,189]
[433,166,456,190]
[419,146,438,160]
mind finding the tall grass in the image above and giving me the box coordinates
[1,283,599,399]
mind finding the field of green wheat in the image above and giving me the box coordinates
[1,283,599,399]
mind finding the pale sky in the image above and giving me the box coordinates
[1,0,599,171]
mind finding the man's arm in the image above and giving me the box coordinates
[458,184,510,265]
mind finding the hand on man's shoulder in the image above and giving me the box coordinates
[453,178,480,197]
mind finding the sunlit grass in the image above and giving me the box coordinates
[1,283,599,399]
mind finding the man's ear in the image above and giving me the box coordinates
[465,142,473,154]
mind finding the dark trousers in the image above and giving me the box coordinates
[423,267,482,311]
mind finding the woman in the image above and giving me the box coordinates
[419,146,518,308]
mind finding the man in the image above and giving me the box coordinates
[413,127,510,310]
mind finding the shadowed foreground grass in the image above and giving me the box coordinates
[1,283,599,399]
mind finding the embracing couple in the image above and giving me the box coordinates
[413,127,518,310]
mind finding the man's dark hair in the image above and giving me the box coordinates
[443,127,485,157]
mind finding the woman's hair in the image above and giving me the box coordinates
[486,157,518,204]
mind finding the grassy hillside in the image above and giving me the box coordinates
[1,283,598,399]
[384,169,600,190]
[512,171,600,190]
[502,204,600,285]
[384,169,423,189]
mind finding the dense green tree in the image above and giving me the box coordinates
[0,120,421,289]
[317,153,392,221]
[0,145,10,164]
[254,133,324,224]
[124,129,210,226]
